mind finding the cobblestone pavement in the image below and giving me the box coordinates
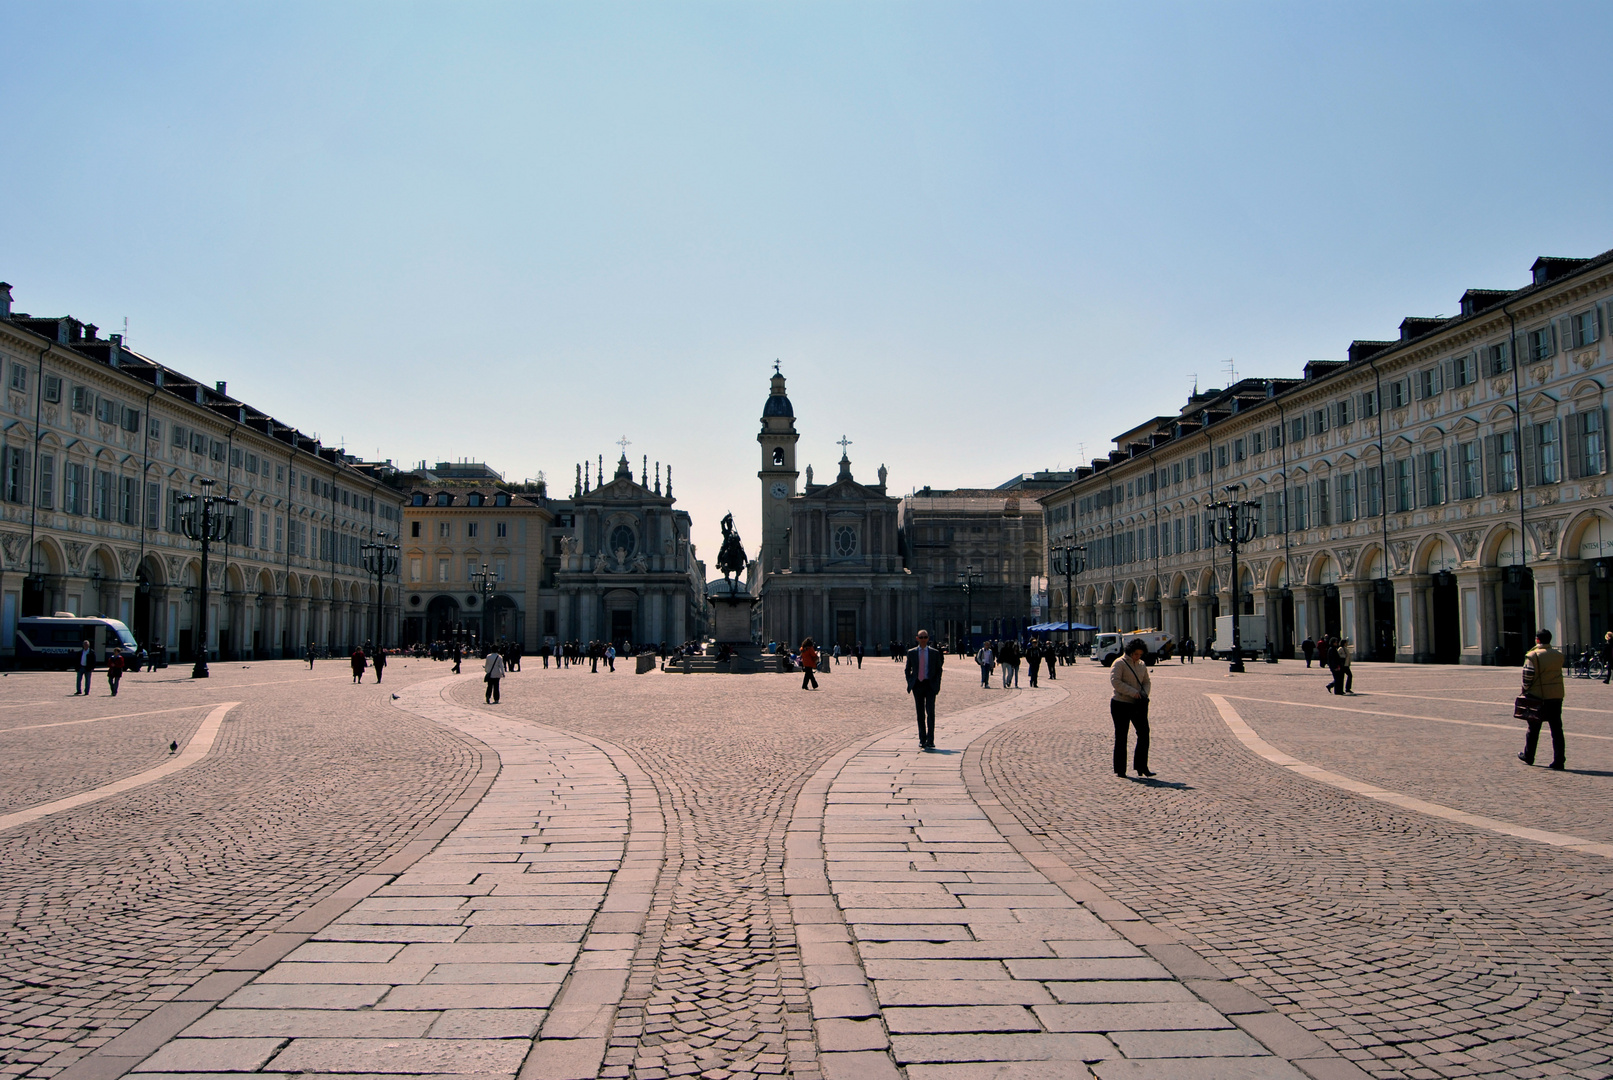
[976,658,1613,1080]
[0,660,482,1080]
[10,652,1613,1080]
[446,660,956,1080]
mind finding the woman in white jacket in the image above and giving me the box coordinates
[484,649,507,704]
[1109,639,1154,777]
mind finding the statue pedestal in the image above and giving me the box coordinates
[711,600,753,645]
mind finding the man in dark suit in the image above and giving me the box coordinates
[904,630,944,750]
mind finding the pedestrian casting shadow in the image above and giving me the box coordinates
[1560,768,1613,777]
[1128,777,1192,789]
[924,748,961,755]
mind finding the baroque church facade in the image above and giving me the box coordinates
[401,453,706,652]
[756,368,919,650]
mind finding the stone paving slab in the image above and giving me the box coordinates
[784,682,1328,1080]
[124,675,661,1080]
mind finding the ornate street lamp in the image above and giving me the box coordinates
[1049,537,1086,654]
[957,565,984,648]
[1208,483,1261,674]
[469,563,497,650]
[176,478,237,679]
[360,534,400,649]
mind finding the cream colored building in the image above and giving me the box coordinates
[0,283,405,661]
[1039,249,1613,664]
[399,464,551,648]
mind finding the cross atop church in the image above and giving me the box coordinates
[773,359,781,375]
[837,435,852,457]
[616,436,632,455]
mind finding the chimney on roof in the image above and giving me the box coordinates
[84,324,97,340]
[0,282,11,319]
[215,381,227,396]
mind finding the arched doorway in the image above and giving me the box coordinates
[1424,537,1461,664]
[487,595,520,645]
[426,595,462,645]
[1491,528,1534,666]
[1314,555,1341,638]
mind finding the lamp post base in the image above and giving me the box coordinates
[191,661,210,679]
[1228,658,1245,674]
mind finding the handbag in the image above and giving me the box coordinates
[1513,695,1542,722]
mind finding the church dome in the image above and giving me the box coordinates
[763,393,794,418]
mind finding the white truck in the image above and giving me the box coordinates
[1091,629,1175,667]
[1210,614,1267,660]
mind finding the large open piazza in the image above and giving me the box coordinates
[2,658,1609,1080]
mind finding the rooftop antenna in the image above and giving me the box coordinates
[1223,357,1238,383]
[1190,373,1199,395]
[123,316,128,346]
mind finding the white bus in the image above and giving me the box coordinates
[14,615,141,669]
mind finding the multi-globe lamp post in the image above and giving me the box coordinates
[360,535,400,650]
[1049,537,1086,655]
[1208,483,1262,674]
[177,478,237,679]
[957,565,984,649]
[469,563,497,650]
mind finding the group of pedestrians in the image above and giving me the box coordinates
[1300,635,1356,695]
[348,645,389,683]
[970,638,1058,688]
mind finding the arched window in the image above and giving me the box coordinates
[772,448,785,466]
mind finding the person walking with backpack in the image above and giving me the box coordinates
[976,642,995,688]
[1517,630,1566,770]
[1110,638,1155,778]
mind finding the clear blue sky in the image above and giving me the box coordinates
[5,1,1611,568]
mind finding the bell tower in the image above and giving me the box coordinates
[758,363,800,575]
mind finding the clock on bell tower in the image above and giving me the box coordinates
[758,363,800,575]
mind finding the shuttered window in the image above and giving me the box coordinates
[1458,441,1481,500]
[1484,432,1517,492]
[1566,408,1609,479]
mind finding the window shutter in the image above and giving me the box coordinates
[1483,435,1499,495]
[1565,413,1584,480]
[18,450,31,502]
[1557,316,1573,353]
[1412,453,1427,508]
[1523,423,1539,487]
[1598,408,1611,475]
[1442,358,1455,391]
[1262,496,1276,535]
